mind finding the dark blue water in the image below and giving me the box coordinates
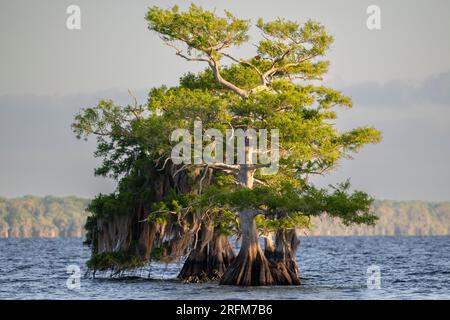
[0,237,449,299]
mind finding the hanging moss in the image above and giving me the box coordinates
[83,215,98,252]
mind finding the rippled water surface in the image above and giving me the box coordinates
[0,237,449,299]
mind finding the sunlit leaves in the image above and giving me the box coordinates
[146,4,249,56]
[75,4,383,238]
[200,180,377,227]
[256,18,333,78]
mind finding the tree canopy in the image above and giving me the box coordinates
[72,3,382,285]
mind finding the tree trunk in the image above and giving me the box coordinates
[178,224,235,282]
[264,233,275,259]
[220,138,274,285]
[285,229,300,278]
[266,229,300,285]
[178,223,212,282]
[178,244,209,282]
[220,210,274,286]
[207,230,236,279]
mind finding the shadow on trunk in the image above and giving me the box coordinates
[265,229,300,285]
[220,210,274,286]
[179,223,235,282]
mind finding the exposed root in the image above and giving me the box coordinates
[220,210,274,286]
[207,232,235,277]
[179,225,235,281]
[265,229,300,285]
[220,244,274,286]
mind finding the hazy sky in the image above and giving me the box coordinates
[1,0,450,201]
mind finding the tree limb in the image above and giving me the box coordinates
[208,59,249,97]
[222,52,263,77]
[160,37,210,63]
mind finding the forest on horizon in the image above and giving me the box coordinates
[0,195,449,238]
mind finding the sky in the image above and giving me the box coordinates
[1,0,450,201]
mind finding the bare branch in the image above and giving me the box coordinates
[157,157,171,171]
[127,89,141,119]
[198,165,209,194]
[248,163,272,169]
[128,89,138,108]
[253,178,268,186]
[206,162,240,171]
[172,164,189,177]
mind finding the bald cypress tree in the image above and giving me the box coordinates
[145,4,381,285]
[73,3,381,285]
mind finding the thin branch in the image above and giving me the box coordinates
[172,164,188,177]
[222,52,263,77]
[253,178,268,186]
[128,89,138,108]
[127,89,141,119]
[206,162,240,171]
[198,164,209,194]
[157,157,171,171]
[248,163,272,169]
[160,37,210,63]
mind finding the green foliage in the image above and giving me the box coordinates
[156,191,196,211]
[180,65,262,91]
[72,98,160,179]
[200,179,377,227]
[298,181,377,225]
[87,193,130,218]
[145,4,336,91]
[75,4,382,190]
[256,18,333,75]
[146,4,249,56]
[256,212,311,234]
[212,208,236,235]
[83,214,97,249]
[151,246,166,260]
[71,4,384,257]
[86,251,145,272]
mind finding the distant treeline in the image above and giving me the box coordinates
[0,196,449,238]
[309,200,450,236]
[0,196,89,238]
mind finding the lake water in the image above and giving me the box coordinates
[0,237,449,299]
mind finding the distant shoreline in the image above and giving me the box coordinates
[2,235,450,240]
[1,196,449,238]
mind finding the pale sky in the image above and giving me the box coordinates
[1,0,450,201]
